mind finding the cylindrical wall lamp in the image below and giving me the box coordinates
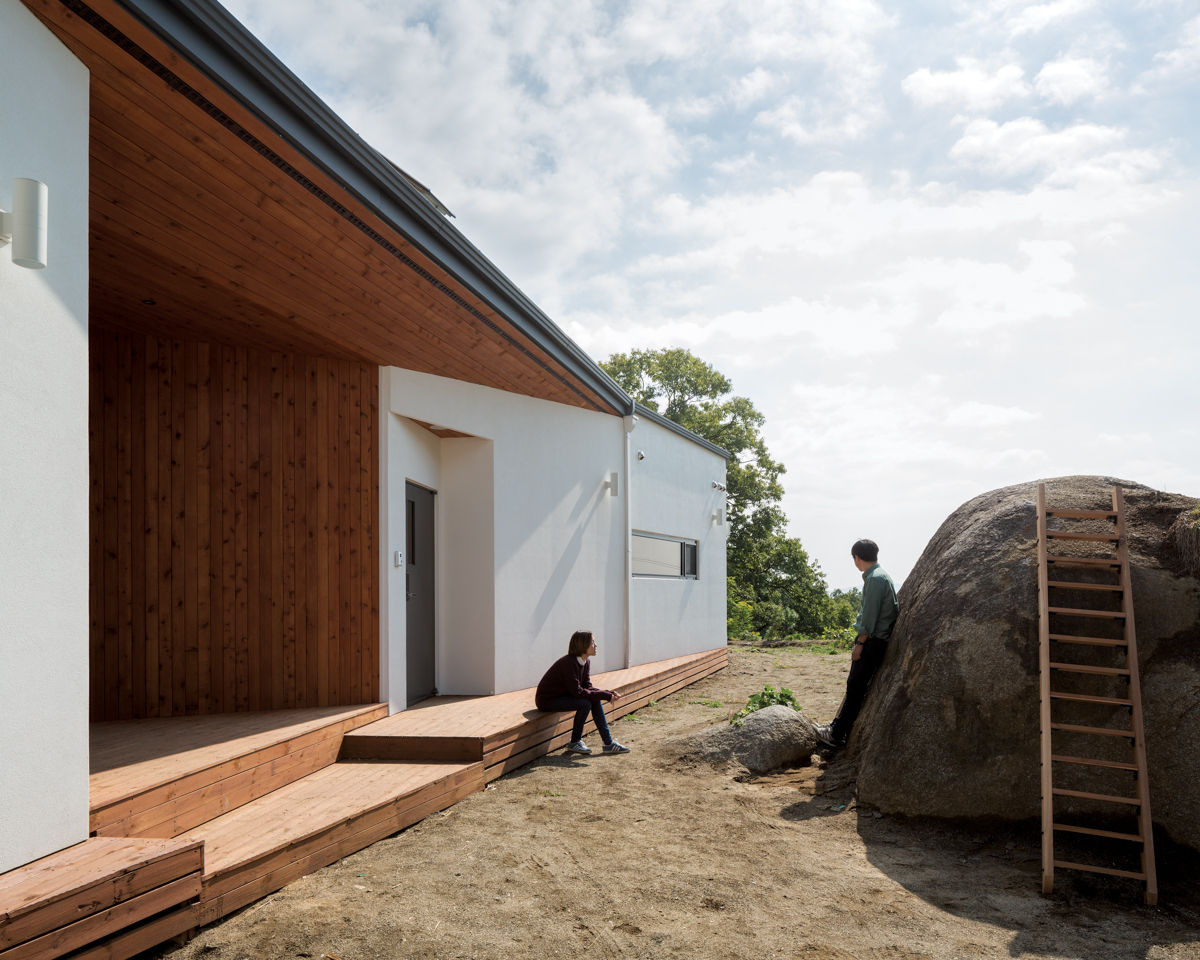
[1,178,49,270]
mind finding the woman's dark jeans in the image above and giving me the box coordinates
[542,696,612,744]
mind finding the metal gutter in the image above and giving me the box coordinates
[112,0,631,416]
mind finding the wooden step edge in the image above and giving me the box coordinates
[1045,510,1118,520]
[1052,822,1143,842]
[1052,859,1145,881]
[1048,607,1125,619]
[1046,555,1121,567]
[1048,662,1130,677]
[1051,754,1139,771]
[1046,581,1123,592]
[1048,634,1128,647]
[1045,531,1120,542]
[1050,722,1135,738]
[1052,787,1141,806]
[1049,691,1132,706]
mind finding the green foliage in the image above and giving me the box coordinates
[689,699,723,708]
[730,685,801,726]
[601,347,850,641]
[602,348,865,643]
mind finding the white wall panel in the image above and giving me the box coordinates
[0,1,90,873]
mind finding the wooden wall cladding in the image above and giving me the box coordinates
[90,330,379,720]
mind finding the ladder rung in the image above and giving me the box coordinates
[1050,691,1132,706]
[1053,859,1145,880]
[1051,754,1139,771]
[1049,633,1127,647]
[1051,722,1135,738]
[1046,531,1120,542]
[1048,607,1124,619]
[1047,581,1122,592]
[1052,787,1141,805]
[1045,509,1118,520]
[1053,822,1143,842]
[1046,555,1120,567]
[1049,662,1130,677]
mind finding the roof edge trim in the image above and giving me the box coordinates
[113,0,632,415]
[635,404,731,460]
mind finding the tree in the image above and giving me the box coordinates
[602,347,835,638]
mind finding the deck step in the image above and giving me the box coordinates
[0,836,202,960]
[186,760,484,925]
[89,704,387,839]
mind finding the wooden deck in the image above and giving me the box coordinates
[341,647,729,778]
[0,647,726,960]
[90,704,388,837]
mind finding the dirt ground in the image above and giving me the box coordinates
[159,646,1200,960]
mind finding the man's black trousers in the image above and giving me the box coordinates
[830,637,888,743]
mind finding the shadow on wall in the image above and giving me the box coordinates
[529,482,608,637]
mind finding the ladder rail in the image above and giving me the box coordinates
[1115,487,1157,906]
[1037,483,1054,895]
[1037,484,1157,905]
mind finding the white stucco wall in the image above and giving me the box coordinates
[382,368,628,697]
[630,415,728,660]
[0,1,91,873]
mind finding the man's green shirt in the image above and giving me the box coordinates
[855,563,898,640]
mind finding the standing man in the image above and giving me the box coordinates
[815,539,898,748]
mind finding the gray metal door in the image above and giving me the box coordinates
[405,482,436,704]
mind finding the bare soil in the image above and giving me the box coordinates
[159,646,1200,960]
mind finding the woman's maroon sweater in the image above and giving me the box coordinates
[535,655,614,710]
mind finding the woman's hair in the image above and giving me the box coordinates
[567,630,594,658]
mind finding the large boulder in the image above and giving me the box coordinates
[854,476,1200,851]
[668,704,819,775]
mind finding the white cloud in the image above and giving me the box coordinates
[949,118,1161,186]
[1034,56,1110,104]
[1135,14,1200,89]
[902,58,1029,113]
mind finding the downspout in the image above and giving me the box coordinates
[622,410,638,668]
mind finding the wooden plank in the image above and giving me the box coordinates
[0,875,200,960]
[1053,860,1144,881]
[315,361,331,707]
[1045,555,1120,567]
[1050,722,1135,739]
[142,338,160,719]
[207,347,224,716]
[1049,691,1132,706]
[1048,607,1124,619]
[170,341,188,715]
[196,344,213,713]
[234,347,250,712]
[338,365,353,707]
[347,367,362,704]
[63,902,197,960]
[364,368,379,700]
[1046,581,1122,592]
[220,346,238,713]
[102,332,120,721]
[89,333,106,721]
[117,334,134,721]
[281,355,298,707]
[1115,486,1157,906]
[1049,633,1127,647]
[1051,754,1139,771]
[1036,483,1053,895]
[271,354,286,710]
[1053,823,1142,842]
[183,342,200,714]
[130,335,147,719]
[0,837,201,940]
[1052,787,1141,805]
[1048,662,1129,677]
[156,338,174,717]
[1045,509,1117,520]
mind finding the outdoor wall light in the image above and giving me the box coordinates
[604,472,619,496]
[636,450,645,461]
[712,508,725,526]
[711,480,726,492]
[0,179,49,270]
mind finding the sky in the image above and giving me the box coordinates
[223,0,1200,590]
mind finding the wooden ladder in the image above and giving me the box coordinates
[1037,483,1157,905]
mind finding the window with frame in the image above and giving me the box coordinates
[632,532,699,579]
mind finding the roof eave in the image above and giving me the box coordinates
[114,0,632,416]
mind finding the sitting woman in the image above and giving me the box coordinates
[535,630,630,755]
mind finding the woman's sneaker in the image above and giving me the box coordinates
[565,740,592,755]
[602,741,631,754]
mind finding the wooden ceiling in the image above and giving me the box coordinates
[23,0,620,414]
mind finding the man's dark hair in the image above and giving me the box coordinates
[851,539,879,563]
[568,630,594,658]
